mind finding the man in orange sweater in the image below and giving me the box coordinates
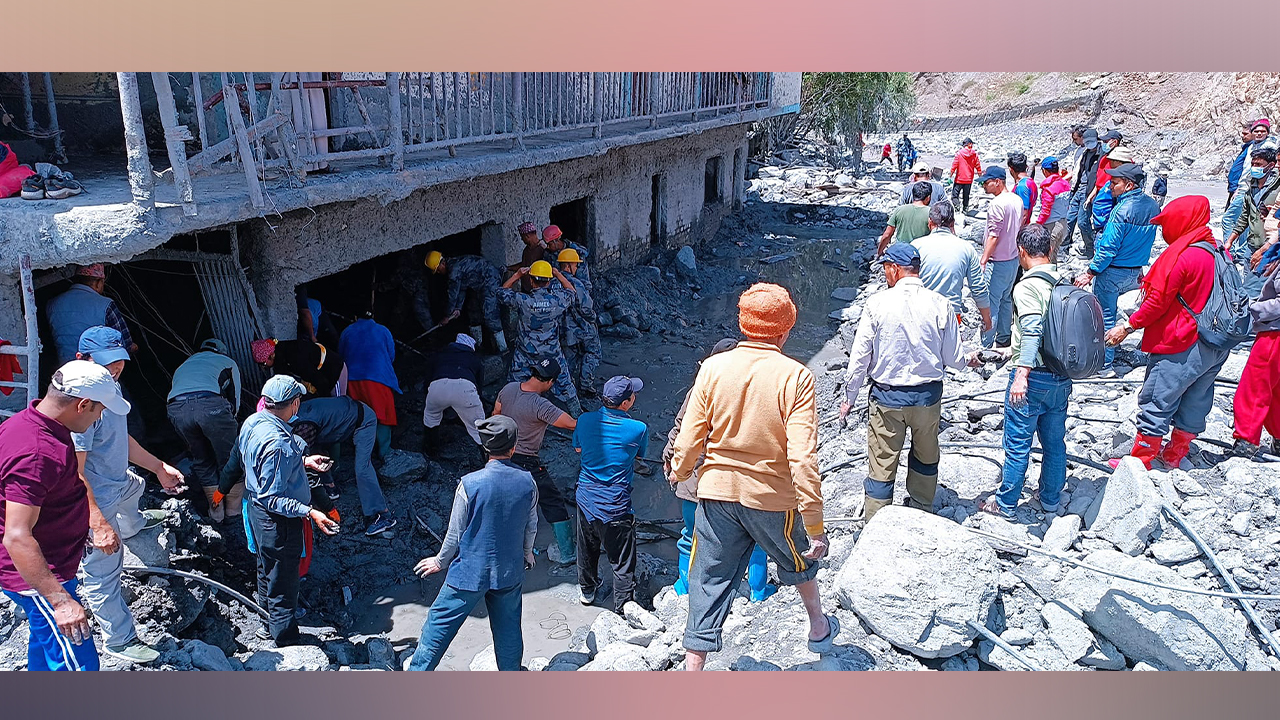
[670,283,835,671]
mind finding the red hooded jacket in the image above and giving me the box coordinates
[1127,196,1216,355]
[950,147,981,183]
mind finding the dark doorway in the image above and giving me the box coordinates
[732,149,744,210]
[650,174,667,247]
[550,197,594,257]
[704,156,723,206]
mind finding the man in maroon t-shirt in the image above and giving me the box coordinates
[0,360,128,671]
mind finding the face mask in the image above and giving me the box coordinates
[288,414,300,424]
[1251,167,1268,179]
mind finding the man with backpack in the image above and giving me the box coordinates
[1104,196,1234,470]
[1073,163,1162,377]
[981,225,1080,518]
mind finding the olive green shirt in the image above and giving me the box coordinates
[888,204,931,244]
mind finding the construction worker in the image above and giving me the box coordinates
[167,338,243,523]
[422,333,486,464]
[497,261,581,416]
[1,361,125,671]
[493,357,578,564]
[339,313,402,462]
[72,327,185,665]
[237,375,339,646]
[252,337,345,400]
[425,251,507,352]
[45,264,137,365]
[557,248,601,397]
[543,224,592,289]
[408,415,537,671]
[514,222,547,292]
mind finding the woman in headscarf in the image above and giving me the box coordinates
[1104,195,1229,469]
[1233,238,1280,457]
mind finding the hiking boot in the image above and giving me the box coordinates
[324,483,340,502]
[1272,438,1280,457]
[20,175,44,200]
[1232,438,1261,458]
[104,639,160,665]
[44,174,83,199]
[365,512,397,537]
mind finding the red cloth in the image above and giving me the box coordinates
[950,147,981,183]
[347,379,397,426]
[1036,173,1072,224]
[1095,157,1115,190]
[1234,331,1280,445]
[882,144,892,159]
[1129,196,1217,354]
[0,339,22,396]
[299,520,313,578]
[0,143,35,199]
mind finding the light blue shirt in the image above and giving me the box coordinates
[71,408,131,510]
[167,350,241,403]
[238,411,311,518]
[913,228,990,314]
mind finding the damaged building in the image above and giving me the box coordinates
[0,71,801,420]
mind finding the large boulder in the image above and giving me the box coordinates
[580,642,652,671]
[185,639,235,671]
[835,506,998,658]
[675,246,698,279]
[1084,457,1161,555]
[1057,549,1251,671]
[243,645,332,671]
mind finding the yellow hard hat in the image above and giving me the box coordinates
[529,260,553,279]
[557,248,581,264]
[425,251,443,271]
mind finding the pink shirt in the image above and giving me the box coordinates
[986,191,1026,262]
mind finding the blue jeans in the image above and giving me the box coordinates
[1093,266,1143,368]
[1063,187,1086,250]
[1223,190,1247,247]
[407,582,524,671]
[982,258,1020,347]
[996,369,1072,513]
[4,579,101,671]
[674,500,770,601]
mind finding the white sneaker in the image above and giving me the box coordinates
[579,586,596,606]
[1097,367,1118,379]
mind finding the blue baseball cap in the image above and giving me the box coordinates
[879,243,921,269]
[78,326,130,366]
[978,166,1007,184]
[1041,155,1059,169]
[261,374,306,404]
[200,338,227,354]
[602,376,643,406]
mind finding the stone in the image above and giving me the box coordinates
[580,642,651,671]
[1149,539,1199,565]
[366,637,396,669]
[675,246,698,278]
[545,651,590,671]
[1230,511,1252,536]
[830,287,858,302]
[469,645,498,671]
[122,526,174,569]
[825,357,848,372]
[1080,636,1127,670]
[586,611,655,653]
[1001,628,1034,646]
[185,639,234,671]
[1042,515,1082,555]
[1040,601,1093,663]
[622,601,665,633]
[379,450,427,482]
[1084,457,1162,556]
[244,645,332,671]
[1132,661,1161,671]
[835,506,999,658]
[1058,549,1250,671]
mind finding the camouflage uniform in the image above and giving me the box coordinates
[561,271,601,394]
[547,241,592,288]
[497,285,579,409]
[446,255,503,333]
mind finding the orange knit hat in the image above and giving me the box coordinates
[738,283,797,339]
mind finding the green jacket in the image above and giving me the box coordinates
[1233,170,1280,248]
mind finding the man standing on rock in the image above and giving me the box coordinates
[948,138,981,213]
[914,201,992,333]
[981,225,1072,518]
[979,165,1024,348]
[1,361,124,671]
[671,283,836,670]
[842,245,975,520]
[238,375,339,646]
[1008,152,1038,227]
[73,326,185,665]
[877,181,934,256]
[557,248,602,398]
[408,415,537,671]
[493,357,578,564]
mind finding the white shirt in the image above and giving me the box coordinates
[844,277,966,403]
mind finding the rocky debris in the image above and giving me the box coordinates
[1150,539,1200,565]
[367,636,396,669]
[244,645,332,671]
[1042,515,1082,555]
[123,525,176,569]
[379,450,428,483]
[830,287,858,302]
[184,639,236,671]
[836,507,999,658]
[587,608,660,653]
[1059,550,1251,671]
[675,246,698,279]
[581,642,652,671]
[130,576,209,636]
[469,645,498,671]
[1085,458,1162,556]
[545,651,591,671]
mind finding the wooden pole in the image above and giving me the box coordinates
[386,73,405,171]
[20,73,35,132]
[190,72,211,151]
[116,72,154,208]
[150,72,198,216]
[223,83,266,209]
[43,73,66,163]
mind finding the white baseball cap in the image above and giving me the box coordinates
[51,360,131,415]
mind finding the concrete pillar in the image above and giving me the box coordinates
[0,272,29,415]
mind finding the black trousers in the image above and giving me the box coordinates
[951,182,972,211]
[576,508,637,613]
[511,453,570,524]
[249,503,304,646]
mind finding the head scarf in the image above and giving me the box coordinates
[1144,196,1215,298]
[454,333,477,351]
[251,338,278,364]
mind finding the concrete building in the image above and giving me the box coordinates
[0,72,800,415]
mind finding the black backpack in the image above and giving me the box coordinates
[1024,270,1106,379]
[1178,241,1253,350]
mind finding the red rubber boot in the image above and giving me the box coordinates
[1109,433,1164,470]
[1156,428,1196,469]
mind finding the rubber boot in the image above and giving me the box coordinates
[746,545,777,603]
[674,546,691,596]
[1156,428,1196,469]
[375,424,393,460]
[420,425,441,458]
[202,486,225,523]
[550,520,576,565]
[1109,433,1163,470]
[224,482,245,519]
[863,496,892,523]
[493,331,508,353]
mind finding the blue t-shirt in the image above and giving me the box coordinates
[572,408,647,523]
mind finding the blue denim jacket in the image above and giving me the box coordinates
[1090,188,1161,275]
[1227,141,1253,196]
[238,410,311,518]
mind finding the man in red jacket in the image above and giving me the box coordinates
[949,138,982,213]
[1104,196,1229,469]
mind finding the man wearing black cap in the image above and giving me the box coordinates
[842,245,975,520]
[572,376,647,611]
[493,357,578,564]
[1065,128,1103,257]
[408,415,538,671]
[948,138,982,213]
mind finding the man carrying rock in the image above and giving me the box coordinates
[914,201,992,333]
[843,245,976,520]
[670,283,835,671]
[72,327,185,665]
[408,415,537,671]
[1,361,124,671]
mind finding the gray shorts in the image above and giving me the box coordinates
[683,499,819,652]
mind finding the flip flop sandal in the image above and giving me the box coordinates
[539,613,567,629]
[807,614,840,655]
[547,626,571,640]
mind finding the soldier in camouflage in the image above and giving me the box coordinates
[543,225,591,290]
[497,261,582,416]
[425,252,507,353]
[556,248,601,398]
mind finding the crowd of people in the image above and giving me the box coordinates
[4,120,1280,672]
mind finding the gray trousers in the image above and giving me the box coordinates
[79,471,147,647]
[352,403,389,517]
[167,394,238,488]
[1136,340,1231,437]
[684,499,818,653]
